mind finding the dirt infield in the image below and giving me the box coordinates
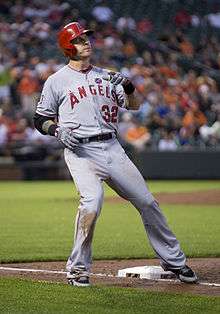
[0,189,219,297]
[0,258,220,296]
[106,189,220,205]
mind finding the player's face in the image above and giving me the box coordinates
[72,34,92,59]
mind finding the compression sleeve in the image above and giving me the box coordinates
[33,113,57,136]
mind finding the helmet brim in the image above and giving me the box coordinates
[82,29,94,36]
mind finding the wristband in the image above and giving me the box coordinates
[123,82,135,95]
[48,124,58,136]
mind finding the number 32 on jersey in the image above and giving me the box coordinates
[101,105,118,123]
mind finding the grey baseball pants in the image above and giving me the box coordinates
[64,136,186,273]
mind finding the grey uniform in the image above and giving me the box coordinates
[36,65,186,273]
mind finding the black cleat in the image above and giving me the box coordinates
[67,274,90,287]
[168,265,198,283]
[67,267,90,287]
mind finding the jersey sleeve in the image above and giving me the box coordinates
[36,76,58,117]
[115,84,128,109]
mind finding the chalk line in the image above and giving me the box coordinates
[0,266,114,278]
[0,266,219,287]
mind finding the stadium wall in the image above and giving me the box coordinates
[131,150,220,179]
[0,151,220,180]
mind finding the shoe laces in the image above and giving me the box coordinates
[71,266,89,278]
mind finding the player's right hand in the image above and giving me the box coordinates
[103,72,135,95]
[55,127,80,150]
[103,71,128,86]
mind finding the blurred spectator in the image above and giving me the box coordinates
[200,113,220,146]
[122,118,151,152]
[207,11,220,28]
[17,69,40,116]
[92,1,113,24]
[116,16,136,32]
[158,130,178,151]
[9,66,21,108]
[8,118,32,148]
[191,14,202,27]
[122,39,137,58]
[177,126,196,149]
[179,37,194,57]
[137,17,153,34]
[197,83,215,123]
[0,116,8,155]
[174,9,191,28]
[0,64,11,104]
[118,111,135,142]
[0,0,220,161]
[182,102,207,130]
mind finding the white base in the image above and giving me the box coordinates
[117,266,176,280]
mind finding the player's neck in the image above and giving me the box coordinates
[68,59,91,72]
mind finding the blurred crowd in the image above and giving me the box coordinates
[1,0,220,163]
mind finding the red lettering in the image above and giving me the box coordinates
[78,86,87,99]
[101,105,111,122]
[69,92,79,109]
[101,104,118,123]
[106,86,110,98]
[111,106,118,123]
[89,85,97,95]
[98,84,104,96]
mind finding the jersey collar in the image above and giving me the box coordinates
[67,64,93,74]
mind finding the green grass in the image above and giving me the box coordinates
[0,181,220,262]
[95,204,220,259]
[0,180,220,199]
[0,181,220,314]
[0,277,219,314]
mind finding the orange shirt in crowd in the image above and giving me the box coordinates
[122,40,137,57]
[159,66,177,78]
[182,107,207,128]
[125,126,149,142]
[18,71,39,95]
[179,40,194,56]
[163,88,179,105]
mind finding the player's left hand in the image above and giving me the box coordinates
[103,72,135,95]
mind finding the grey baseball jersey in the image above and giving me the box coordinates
[36,65,126,137]
[36,64,186,276]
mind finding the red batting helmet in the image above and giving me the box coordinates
[58,22,93,58]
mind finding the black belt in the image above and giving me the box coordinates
[78,133,115,144]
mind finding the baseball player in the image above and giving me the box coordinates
[34,22,197,287]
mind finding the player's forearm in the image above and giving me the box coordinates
[33,113,57,136]
[126,92,141,110]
